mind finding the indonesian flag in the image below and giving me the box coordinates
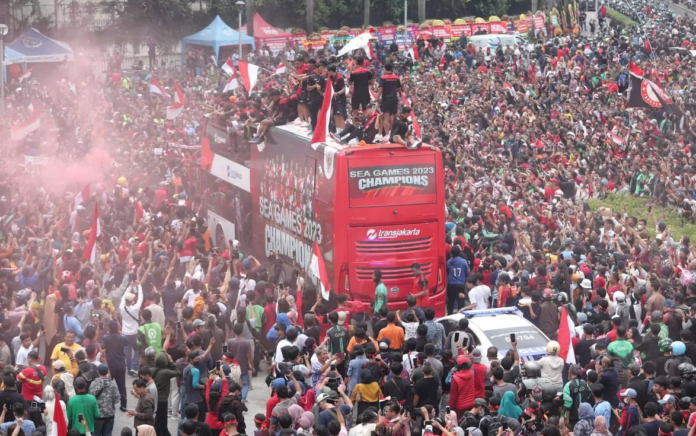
[406,45,420,62]
[83,202,101,264]
[166,82,186,120]
[149,79,170,98]
[19,68,32,82]
[74,183,91,210]
[369,87,378,102]
[438,56,447,72]
[223,66,239,93]
[503,83,518,100]
[400,92,421,139]
[222,58,235,77]
[11,104,41,140]
[135,201,144,222]
[609,131,626,146]
[274,63,287,74]
[237,61,260,94]
[309,241,331,300]
[310,79,334,148]
[558,305,576,364]
[50,391,68,436]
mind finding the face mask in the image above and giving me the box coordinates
[624,397,630,404]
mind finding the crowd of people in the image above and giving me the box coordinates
[2,2,696,436]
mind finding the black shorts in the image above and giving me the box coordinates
[381,99,399,115]
[333,100,347,117]
[298,90,308,105]
[351,98,370,111]
[273,118,288,126]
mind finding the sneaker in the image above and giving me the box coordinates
[249,137,261,143]
[120,406,128,413]
[374,134,383,141]
[128,370,137,377]
[292,118,302,125]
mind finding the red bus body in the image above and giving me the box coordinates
[201,123,446,314]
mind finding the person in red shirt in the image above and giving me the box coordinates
[411,263,430,308]
[17,350,47,401]
[263,293,277,337]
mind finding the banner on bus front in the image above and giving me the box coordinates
[347,155,438,208]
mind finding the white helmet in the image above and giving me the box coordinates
[232,240,241,250]
[547,341,561,356]
[614,291,626,303]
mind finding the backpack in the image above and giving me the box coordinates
[568,379,591,420]
[458,412,478,430]
[486,414,508,436]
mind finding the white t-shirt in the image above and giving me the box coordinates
[120,285,143,336]
[182,289,201,307]
[469,285,491,310]
[275,339,292,363]
[15,344,35,366]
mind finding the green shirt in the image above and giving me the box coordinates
[67,393,100,433]
[246,304,265,332]
[607,339,634,369]
[138,322,163,352]
[374,283,388,314]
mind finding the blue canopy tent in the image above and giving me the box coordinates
[7,28,74,63]
[182,15,256,63]
[2,47,27,65]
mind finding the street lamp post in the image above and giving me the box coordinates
[0,24,8,116]
[404,0,407,31]
[236,1,245,60]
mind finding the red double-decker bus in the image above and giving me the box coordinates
[200,122,446,314]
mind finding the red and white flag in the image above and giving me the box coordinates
[149,79,170,98]
[222,58,235,77]
[83,203,101,264]
[223,66,239,93]
[237,61,260,94]
[50,391,68,436]
[11,104,41,141]
[135,200,144,222]
[309,241,331,300]
[406,45,420,62]
[274,63,287,74]
[558,305,576,364]
[310,80,334,148]
[74,183,91,210]
[400,92,421,139]
[166,82,186,120]
[18,68,32,82]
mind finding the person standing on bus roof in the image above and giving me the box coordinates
[376,63,402,142]
[411,263,430,308]
[373,270,388,317]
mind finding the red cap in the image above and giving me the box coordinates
[456,355,470,365]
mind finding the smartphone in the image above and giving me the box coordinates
[222,345,228,353]
[510,333,516,343]
[216,361,221,370]
[39,325,44,332]
[61,347,70,353]
[446,406,451,415]
[78,413,84,422]
[502,423,509,431]
[176,321,181,329]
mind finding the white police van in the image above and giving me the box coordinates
[437,307,550,364]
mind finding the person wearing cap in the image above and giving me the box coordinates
[563,364,590,425]
[616,388,640,436]
[183,350,209,423]
[659,394,678,418]
[449,354,475,417]
[89,363,120,436]
[119,281,144,377]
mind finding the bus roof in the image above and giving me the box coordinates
[271,124,434,153]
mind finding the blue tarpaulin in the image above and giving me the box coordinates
[6,28,74,64]
[2,47,26,66]
[182,15,256,62]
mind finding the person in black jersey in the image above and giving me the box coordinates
[377,63,402,142]
[390,106,420,149]
[348,57,374,118]
[307,60,327,132]
[251,89,293,143]
[293,55,310,125]
[332,106,379,145]
[328,65,347,131]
